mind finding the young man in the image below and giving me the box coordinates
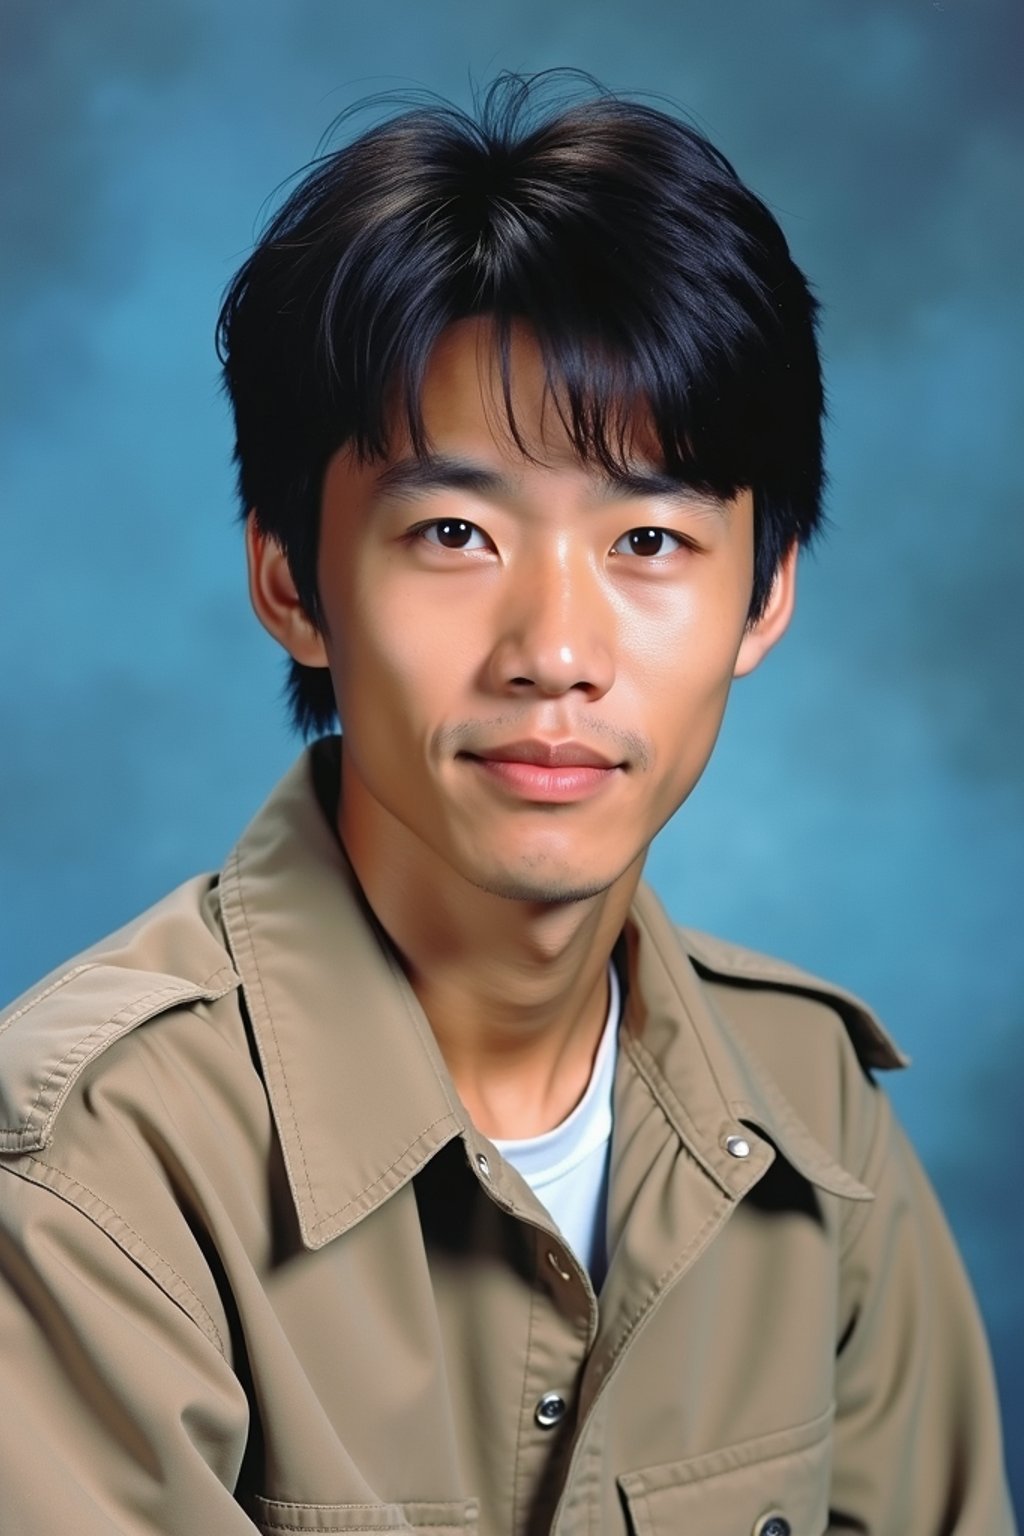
[0,75,1015,1535]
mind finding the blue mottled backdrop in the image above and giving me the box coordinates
[2,0,1021,1509]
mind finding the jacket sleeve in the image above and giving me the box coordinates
[831,1086,1017,1534]
[0,1161,261,1534]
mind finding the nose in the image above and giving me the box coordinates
[484,545,615,701]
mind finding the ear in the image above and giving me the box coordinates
[732,541,798,679]
[245,511,329,668]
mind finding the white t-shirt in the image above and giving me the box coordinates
[493,961,620,1288]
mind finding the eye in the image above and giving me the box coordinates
[416,519,491,551]
[611,527,687,558]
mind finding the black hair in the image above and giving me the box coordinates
[217,70,825,737]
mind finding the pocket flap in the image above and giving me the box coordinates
[249,1496,479,1533]
[618,1407,833,1536]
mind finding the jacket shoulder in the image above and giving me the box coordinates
[0,877,239,1156]
[677,925,909,1073]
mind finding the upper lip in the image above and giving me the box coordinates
[466,740,621,769]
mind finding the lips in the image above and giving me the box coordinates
[464,740,621,769]
[458,738,626,805]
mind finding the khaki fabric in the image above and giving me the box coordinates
[0,739,1015,1534]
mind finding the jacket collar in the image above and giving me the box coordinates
[218,740,874,1248]
[217,741,465,1249]
[621,884,877,1202]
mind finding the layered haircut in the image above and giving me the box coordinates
[218,71,825,737]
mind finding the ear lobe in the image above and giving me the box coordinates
[245,510,329,668]
[733,541,798,679]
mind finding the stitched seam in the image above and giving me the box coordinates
[191,963,240,997]
[727,1089,869,1201]
[259,1506,399,1514]
[261,1524,467,1530]
[604,1198,729,1375]
[21,983,196,1133]
[625,1037,728,1191]
[313,1111,456,1231]
[256,1527,465,1533]
[0,964,98,1039]
[628,907,749,1183]
[255,1513,470,1533]
[512,1243,540,1536]
[15,964,238,1138]
[226,849,319,1224]
[623,1401,835,1488]
[552,1195,733,1536]
[20,1155,227,1355]
[225,849,459,1239]
[260,1524,394,1532]
[584,1417,599,1536]
[639,913,739,1112]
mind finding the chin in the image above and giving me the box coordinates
[478,876,614,906]
[461,855,622,907]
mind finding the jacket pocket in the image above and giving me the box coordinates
[249,1495,478,1534]
[617,1405,833,1536]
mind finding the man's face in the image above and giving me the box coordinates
[306,317,788,906]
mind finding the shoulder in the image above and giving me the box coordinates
[0,877,252,1355]
[677,925,909,1074]
[671,924,909,1185]
[0,875,242,1157]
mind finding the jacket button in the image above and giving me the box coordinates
[534,1392,567,1428]
[475,1153,491,1178]
[753,1515,791,1536]
[546,1249,572,1281]
[725,1133,751,1158]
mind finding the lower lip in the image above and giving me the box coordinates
[465,757,620,802]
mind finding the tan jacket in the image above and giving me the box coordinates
[0,740,1015,1535]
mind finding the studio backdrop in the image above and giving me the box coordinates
[2,0,1021,1509]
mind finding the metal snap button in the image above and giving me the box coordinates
[534,1391,567,1428]
[475,1152,491,1178]
[725,1133,751,1159]
[546,1249,572,1281]
[753,1514,791,1536]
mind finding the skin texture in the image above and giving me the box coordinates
[247,317,796,1136]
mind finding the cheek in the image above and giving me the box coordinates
[620,584,748,787]
[624,579,747,698]
[323,573,467,735]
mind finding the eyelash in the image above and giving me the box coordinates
[409,520,695,558]
[412,520,491,553]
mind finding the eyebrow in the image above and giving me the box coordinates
[369,454,730,517]
[592,467,729,516]
[371,456,508,504]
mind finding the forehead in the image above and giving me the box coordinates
[323,316,745,527]
[323,314,734,525]
[319,312,750,552]
[388,314,662,473]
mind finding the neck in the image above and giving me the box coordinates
[337,770,643,1140]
